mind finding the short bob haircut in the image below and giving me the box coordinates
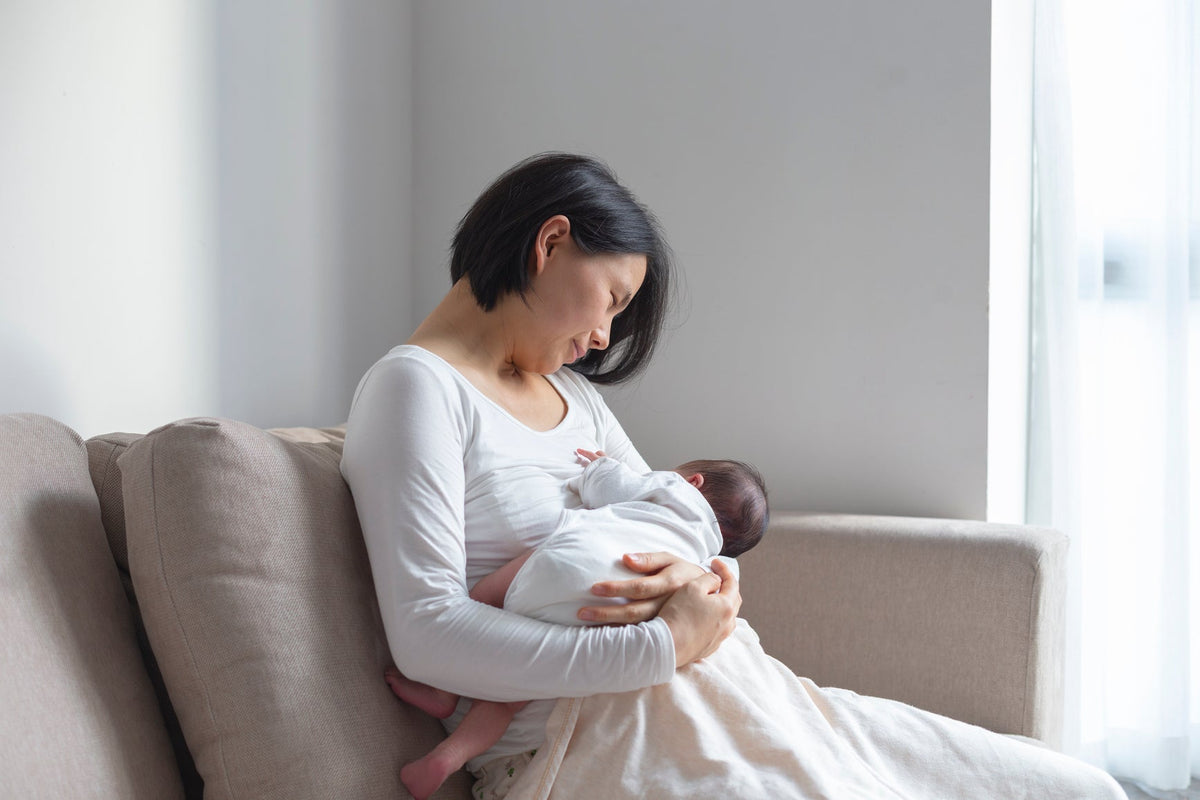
[450,152,674,384]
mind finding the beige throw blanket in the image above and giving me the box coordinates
[507,621,1121,799]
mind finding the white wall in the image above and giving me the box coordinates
[1,1,215,437]
[0,0,412,437]
[412,1,991,518]
[3,1,990,519]
[210,0,413,430]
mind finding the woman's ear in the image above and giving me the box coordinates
[531,215,572,276]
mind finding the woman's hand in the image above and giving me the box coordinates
[657,559,740,667]
[578,552,742,667]
[578,552,709,624]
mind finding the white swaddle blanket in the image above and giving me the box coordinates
[503,457,723,626]
[456,456,727,772]
[506,620,1124,800]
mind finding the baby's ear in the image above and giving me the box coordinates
[685,473,704,489]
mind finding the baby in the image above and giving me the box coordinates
[387,448,769,799]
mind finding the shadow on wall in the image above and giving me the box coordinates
[208,0,412,430]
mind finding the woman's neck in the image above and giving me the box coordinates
[408,280,521,380]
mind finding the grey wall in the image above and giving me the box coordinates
[411,1,990,518]
[0,0,412,436]
[210,0,413,429]
[2,1,216,436]
[2,0,989,519]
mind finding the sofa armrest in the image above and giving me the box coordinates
[737,512,1066,748]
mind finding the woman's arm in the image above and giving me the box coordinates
[468,537,738,667]
[341,354,677,702]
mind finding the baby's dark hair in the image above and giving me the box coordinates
[677,459,769,558]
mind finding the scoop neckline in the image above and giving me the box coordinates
[394,344,576,435]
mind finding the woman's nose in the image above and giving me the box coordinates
[590,325,610,351]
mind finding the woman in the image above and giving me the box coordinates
[342,153,1123,799]
[341,153,740,796]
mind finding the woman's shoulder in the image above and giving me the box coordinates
[350,345,467,413]
[366,344,459,380]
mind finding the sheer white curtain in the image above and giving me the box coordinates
[1027,0,1198,791]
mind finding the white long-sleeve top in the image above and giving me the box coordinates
[504,457,723,626]
[340,345,678,763]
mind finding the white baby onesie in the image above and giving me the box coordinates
[503,457,724,626]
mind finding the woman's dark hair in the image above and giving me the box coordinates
[678,459,770,558]
[450,152,674,384]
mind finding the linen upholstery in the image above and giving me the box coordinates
[0,408,1079,799]
[117,417,470,800]
[0,413,182,798]
[85,430,141,581]
[86,430,202,798]
[738,511,1067,748]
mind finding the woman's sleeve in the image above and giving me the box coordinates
[340,357,676,702]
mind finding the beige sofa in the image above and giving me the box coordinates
[1,412,1066,799]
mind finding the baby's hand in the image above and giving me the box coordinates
[575,448,606,465]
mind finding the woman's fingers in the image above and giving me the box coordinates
[577,597,666,625]
[619,551,675,573]
[711,559,742,613]
[589,553,706,599]
[698,560,741,659]
[590,576,658,600]
[580,554,733,630]
[658,560,742,666]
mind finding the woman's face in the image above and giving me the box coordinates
[512,220,647,375]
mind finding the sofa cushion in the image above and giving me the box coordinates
[86,430,203,798]
[0,413,182,798]
[118,417,470,800]
[85,430,142,580]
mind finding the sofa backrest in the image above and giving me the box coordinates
[106,417,471,800]
[86,429,203,798]
[0,414,182,798]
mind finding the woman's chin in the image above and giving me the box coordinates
[527,357,565,375]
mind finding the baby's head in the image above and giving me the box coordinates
[674,459,769,558]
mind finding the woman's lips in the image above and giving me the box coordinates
[572,341,585,362]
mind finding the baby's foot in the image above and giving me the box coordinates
[400,751,458,800]
[384,667,458,719]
